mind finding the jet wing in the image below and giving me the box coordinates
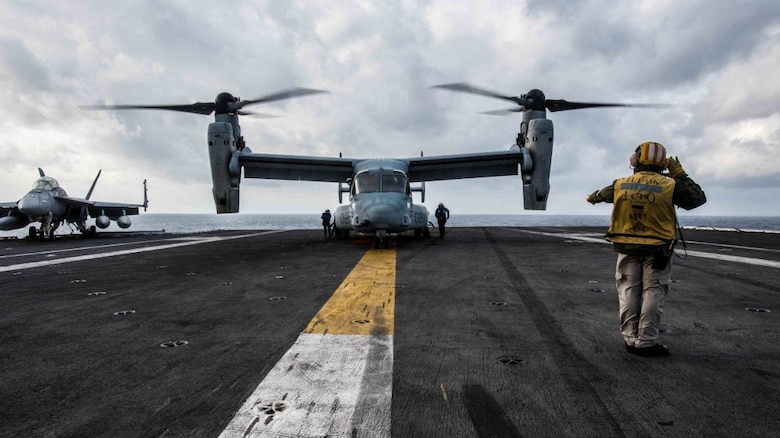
[407,149,523,182]
[55,196,142,220]
[1,201,19,214]
[239,153,355,183]
[87,201,144,219]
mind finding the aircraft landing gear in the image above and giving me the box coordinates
[374,231,390,249]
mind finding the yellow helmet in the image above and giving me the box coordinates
[633,142,668,167]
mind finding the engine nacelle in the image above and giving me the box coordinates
[95,215,111,229]
[117,216,131,229]
[208,122,241,214]
[521,118,554,210]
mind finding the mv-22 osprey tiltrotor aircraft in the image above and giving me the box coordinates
[84,84,661,248]
[0,168,148,239]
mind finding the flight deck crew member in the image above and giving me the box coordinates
[320,209,332,239]
[435,203,450,239]
[587,142,706,357]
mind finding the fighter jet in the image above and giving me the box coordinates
[0,168,148,239]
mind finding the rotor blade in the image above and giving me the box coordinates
[237,88,328,109]
[432,83,529,106]
[480,108,524,116]
[546,100,670,112]
[80,102,216,115]
[237,110,279,118]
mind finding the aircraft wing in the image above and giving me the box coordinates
[407,149,523,182]
[239,153,355,182]
[87,201,144,219]
[1,201,19,214]
[55,196,142,220]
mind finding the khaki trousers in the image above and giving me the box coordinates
[615,252,671,348]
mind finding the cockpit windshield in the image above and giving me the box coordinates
[355,174,380,194]
[31,177,59,191]
[381,173,407,193]
[354,171,408,194]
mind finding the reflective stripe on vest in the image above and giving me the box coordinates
[606,171,676,245]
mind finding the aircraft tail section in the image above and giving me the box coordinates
[521,118,554,210]
[86,170,102,200]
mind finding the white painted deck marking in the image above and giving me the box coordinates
[0,231,286,273]
[510,229,780,269]
[220,248,395,438]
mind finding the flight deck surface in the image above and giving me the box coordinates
[1,227,779,437]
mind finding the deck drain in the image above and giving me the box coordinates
[353,319,371,324]
[113,310,136,316]
[186,272,196,276]
[588,288,606,293]
[490,301,508,306]
[160,340,189,348]
[220,282,233,286]
[275,275,284,279]
[269,296,287,301]
[87,292,107,296]
[156,265,168,269]
[746,307,771,313]
[588,280,599,283]
[496,356,526,365]
[70,279,87,283]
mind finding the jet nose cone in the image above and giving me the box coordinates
[18,192,48,217]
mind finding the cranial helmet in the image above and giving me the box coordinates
[631,142,667,168]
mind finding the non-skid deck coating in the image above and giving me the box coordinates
[1,227,779,437]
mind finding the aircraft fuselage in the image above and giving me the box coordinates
[333,159,430,246]
[18,188,68,220]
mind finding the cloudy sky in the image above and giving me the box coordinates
[1,0,779,218]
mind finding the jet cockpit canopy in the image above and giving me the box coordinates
[32,177,59,191]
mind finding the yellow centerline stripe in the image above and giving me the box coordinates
[304,248,396,335]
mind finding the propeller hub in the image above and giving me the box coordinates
[215,92,238,114]
[524,89,546,111]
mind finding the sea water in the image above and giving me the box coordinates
[2,214,779,239]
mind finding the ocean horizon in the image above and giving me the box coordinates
[3,213,779,239]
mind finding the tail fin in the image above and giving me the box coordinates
[142,179,148,211]
[38,168,45,177]
[86,170,102,200]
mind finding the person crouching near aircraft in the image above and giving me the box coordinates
[587,142,706,357]
[435,203,450,239]
[320,209,332,239]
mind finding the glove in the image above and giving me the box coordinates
[587,191,600,204]
[667,156,686,178]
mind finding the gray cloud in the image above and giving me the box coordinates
[0,0,778,216]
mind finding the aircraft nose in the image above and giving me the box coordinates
[363,203,398,227]
[18,192,49,217]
